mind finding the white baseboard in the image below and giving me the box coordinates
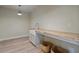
[0,35,29,42]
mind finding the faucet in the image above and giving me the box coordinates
[35,23,39,30]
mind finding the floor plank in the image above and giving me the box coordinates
[0,37,42,53]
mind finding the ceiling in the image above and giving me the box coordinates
[0,5,37,13]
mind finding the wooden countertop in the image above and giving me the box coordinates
[35,29,79,45]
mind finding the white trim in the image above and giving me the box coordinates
[0,35,29,42]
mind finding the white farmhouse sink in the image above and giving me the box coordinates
[29,30,41,47]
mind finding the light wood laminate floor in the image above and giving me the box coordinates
[0,37,42,53]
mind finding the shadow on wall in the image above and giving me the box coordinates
[33,5,60,16]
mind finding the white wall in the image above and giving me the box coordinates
[0,7,29,41]
[30,5,79,34]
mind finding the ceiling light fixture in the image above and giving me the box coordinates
[17,5,22,16]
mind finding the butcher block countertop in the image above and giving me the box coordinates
[35,29,79,45]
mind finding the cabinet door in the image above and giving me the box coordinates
[34,33,41,47]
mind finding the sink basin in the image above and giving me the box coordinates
[29,30,36,35]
